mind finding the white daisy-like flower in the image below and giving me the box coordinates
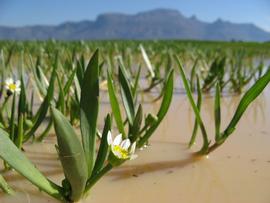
[107,131,137,162]
[4,78,21,94]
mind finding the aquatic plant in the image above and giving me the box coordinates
[175,55,270,154]
[0,49,174,202]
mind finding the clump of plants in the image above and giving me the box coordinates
[0,49,174,202]
[175,55,270,154]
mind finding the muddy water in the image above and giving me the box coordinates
[1,86,270,203]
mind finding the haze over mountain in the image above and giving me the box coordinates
[0,9,269,41]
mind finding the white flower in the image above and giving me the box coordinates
[4,78,21,94]
[107,131,137,161]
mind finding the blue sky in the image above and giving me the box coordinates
[0,0,269,31]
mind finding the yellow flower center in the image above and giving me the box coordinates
[8,83,17,91]
[113,145,129,159]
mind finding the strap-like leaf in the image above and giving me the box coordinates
[222,68,270,139]
[56,72,65,113]
[9,93,16,142]
[175,55,209,153]
[107,69,126,138]
[140,44,155,78]
[189,76,202,147]
[24,61,57,141]
[15,114,24,149]
[64,67,77,95]
[118,63,135,125]
[0,128,64,200]
[190,58,199,91]
[214,82,221,142]
[80,49,99,177]
[18,76,27,116]
[129,105,143,142]
[91,114,111,176]
[138,69,174,147]
[0,174,14,195]
[132,65,141,97]
[52,108,88,201]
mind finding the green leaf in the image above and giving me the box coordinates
[91,114,111,176]
[74,75,81,103]
[36,119,53,142]
[30,56,47,97]
[15,114,24,149]
[175,55,209,153]
[107,70,126,138]
[190,58,199,91]
[202,57,226,91]
[118,63,135,125]
[138,69,174,148]
[51,108,88,201]
[140,44,155,78]
[132,65,141,97]
[64,67,77,95]
[129,105,143,142]
[24,61,57,141]
[0,128,64,200]
[214,82,221,142]
[9,93,16,142]
[156,70,174,119]
[222,68,270,139]
[18,76,27,116]
[189,76,202,148]
[76,55,85,87]
[56,72,65,113]
[37,66,49,91]
[0,174,14,195]
[80,49,99,177]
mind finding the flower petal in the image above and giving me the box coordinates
[113,134,122,146]
[15,88,21,93]
[112,149,122,159]
[107,131,113,145]
[130,142,136,154]
[120,139,131,150]
[5,78,13,85]
[15,80,21,87]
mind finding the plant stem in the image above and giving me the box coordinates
[0,97,10,128]
[10,93,16,142]
[85,163,113,193]
[207,143,222,154]
[0,174,14,195]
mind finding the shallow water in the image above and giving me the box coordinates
[1,86,270,203]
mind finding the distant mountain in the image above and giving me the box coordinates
[0,9,270,41]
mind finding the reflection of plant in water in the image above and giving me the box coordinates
[175,55,270,155]
[0,49,174,202]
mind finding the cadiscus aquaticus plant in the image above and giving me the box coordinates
[175,55,270,155]
[0,49,174,202]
